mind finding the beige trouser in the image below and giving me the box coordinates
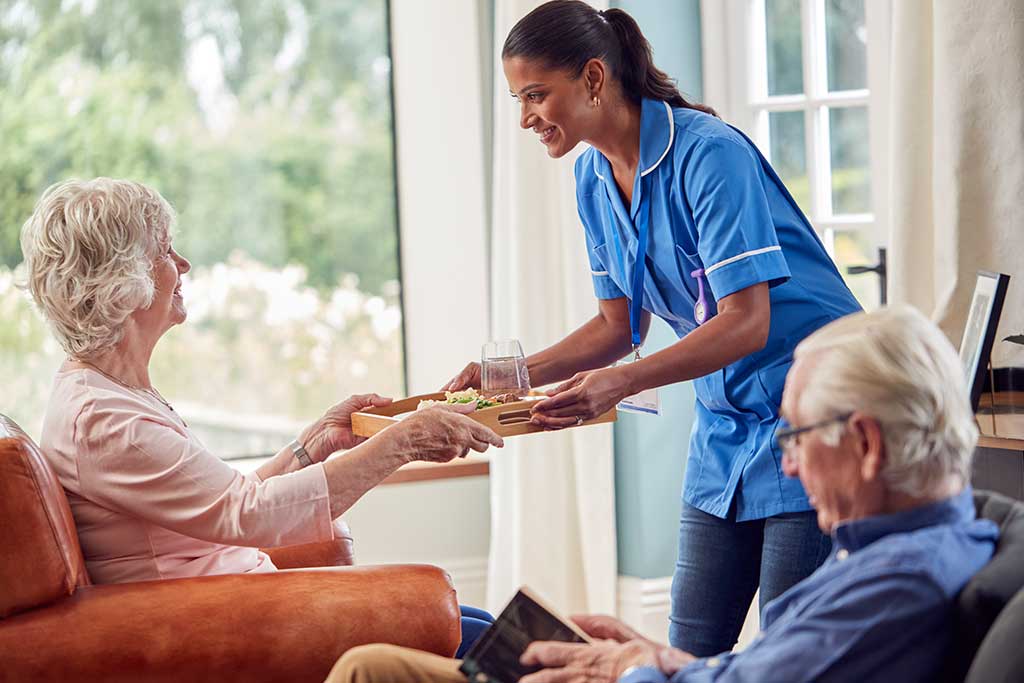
[325,644,469,683]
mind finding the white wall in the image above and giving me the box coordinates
[344,476,491,607]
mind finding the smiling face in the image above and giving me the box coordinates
[502,56,601,158]
[135,230,191,339]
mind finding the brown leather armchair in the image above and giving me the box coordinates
[0,414,461,682]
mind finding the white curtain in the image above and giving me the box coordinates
[486,0,618,615]
[879,0,1024,362]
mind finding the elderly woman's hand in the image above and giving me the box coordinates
[390,406,504,463]
[301,394,394,462]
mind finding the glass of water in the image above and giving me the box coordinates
[481,339,531,396]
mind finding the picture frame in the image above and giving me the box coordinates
[959,271,1011,412]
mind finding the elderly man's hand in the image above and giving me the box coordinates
[519,639,661,683]
[570,615,649,644]
[519,615,697,683]
[303,393,394,461]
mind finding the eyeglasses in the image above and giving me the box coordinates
[774,413,853,453]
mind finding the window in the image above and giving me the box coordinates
[0,0,404,457]
[703,0,881,308]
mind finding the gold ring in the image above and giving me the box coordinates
[575,416,584,426]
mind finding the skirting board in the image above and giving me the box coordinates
[616,575,674,642]
[439,556,489,608]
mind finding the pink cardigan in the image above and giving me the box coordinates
[40,368,334,584]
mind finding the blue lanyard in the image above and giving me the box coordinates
[605,179,652,356]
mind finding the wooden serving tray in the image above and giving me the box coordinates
[351,392,617,438]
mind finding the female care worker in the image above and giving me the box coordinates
[446,0,863,657]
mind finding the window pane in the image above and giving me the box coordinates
[768,111,810,214]
[828,229,880,310]
[829,106,871,215]
[0,1,403,456]
[826,0,867,92]
[766,0,804,96]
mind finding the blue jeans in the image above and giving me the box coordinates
[668,501,831,656]
[457,605,495,659]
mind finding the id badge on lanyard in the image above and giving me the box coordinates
[609,184,661,416]
[617,357,662,415]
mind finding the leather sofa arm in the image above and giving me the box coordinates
[264,519,356,568]
[0,564,459,683]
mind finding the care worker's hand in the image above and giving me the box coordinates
[301,393,393,461]
[443,361,481,391]
[389,405,504,463]
[530,366,631,429]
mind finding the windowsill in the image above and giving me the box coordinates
[380,456,490,485]
[228,454,490,484]
[977,407,1024,451]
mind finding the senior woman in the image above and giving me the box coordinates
[21,178,502,647]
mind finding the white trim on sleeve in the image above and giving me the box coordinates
[591,269,610,276]
[704,246,782,275]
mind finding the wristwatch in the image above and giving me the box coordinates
[618,665,667,683]
[288,438,314,468]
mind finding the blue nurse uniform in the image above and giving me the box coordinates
[575,97,862,522]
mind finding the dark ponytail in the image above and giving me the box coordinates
[502,0,717,118]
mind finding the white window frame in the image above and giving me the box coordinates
[701,0,889,256]
[390,0,490,395]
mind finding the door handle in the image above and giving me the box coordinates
[846,247,887,305]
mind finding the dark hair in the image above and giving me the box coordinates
[502,0,717,117]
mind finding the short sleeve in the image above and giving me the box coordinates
[684,138,791,301]
[582,210,626,300]
[576,152,625,300]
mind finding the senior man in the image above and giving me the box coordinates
[327,305,998,683]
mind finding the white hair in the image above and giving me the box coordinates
[20,178,176,358]
[794,305,977,497]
